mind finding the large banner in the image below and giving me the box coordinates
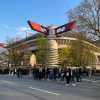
[30,54,36,67]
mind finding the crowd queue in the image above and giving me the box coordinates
[7,66,95,86]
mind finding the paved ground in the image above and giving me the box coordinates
[0,75,100,100]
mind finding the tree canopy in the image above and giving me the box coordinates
[59,33,96,67]
[35,34,48,65]
[67,0,100,40]
[1,39,24,68]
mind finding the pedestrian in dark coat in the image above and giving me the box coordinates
[65,68,71,85]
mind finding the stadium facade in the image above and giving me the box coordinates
[8,33,100,70]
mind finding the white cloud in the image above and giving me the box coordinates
[15,26,33,37]
[15,32,25,36]
[0,24,34,42]
[17,26,31,32]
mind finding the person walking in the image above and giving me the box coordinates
[71,68,76,86]
[65,68,71,86]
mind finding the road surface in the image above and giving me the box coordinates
[0,75,100,100]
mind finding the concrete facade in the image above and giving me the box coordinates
[9,35,100,69]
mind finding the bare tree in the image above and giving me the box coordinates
[67,0,100,40]
[2,39,25,68]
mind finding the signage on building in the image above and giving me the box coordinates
[55,21,76,34]
[28,20,76,36]
[30,54,36,67]
[28,20,48,35]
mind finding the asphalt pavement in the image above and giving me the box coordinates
[0,75,100,100]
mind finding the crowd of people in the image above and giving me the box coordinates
[7,66,95,86]
[32,67,83,85]
[15,67,95,85]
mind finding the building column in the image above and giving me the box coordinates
[47,26,59,68]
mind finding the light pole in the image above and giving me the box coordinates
[24,31,28,39]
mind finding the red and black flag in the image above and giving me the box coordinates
[28,20,48,35]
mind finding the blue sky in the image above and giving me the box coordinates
[0,0,81,43]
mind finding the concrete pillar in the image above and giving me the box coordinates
[47,26,59,68]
